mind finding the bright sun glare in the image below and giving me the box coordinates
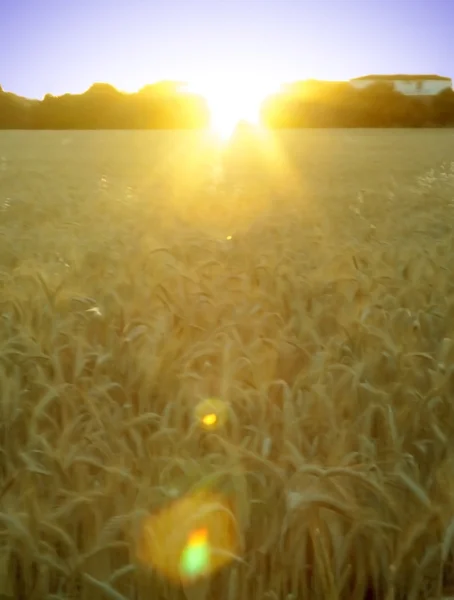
[185,79,277,139]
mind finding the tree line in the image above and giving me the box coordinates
[260,80,454,128]
[0,81,210,129]
[1,79,454,129]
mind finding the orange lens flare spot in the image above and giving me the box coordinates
[189,527,208,545]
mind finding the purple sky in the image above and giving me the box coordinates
[1,0,451,99]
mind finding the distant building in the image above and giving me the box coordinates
[349,74,452,96]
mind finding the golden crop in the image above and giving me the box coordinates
[1,130,454,599]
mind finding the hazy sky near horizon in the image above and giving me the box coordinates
[1,0,451,99]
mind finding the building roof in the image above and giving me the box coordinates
[351,74,452,82]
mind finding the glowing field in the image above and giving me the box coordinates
[1,129,454,599]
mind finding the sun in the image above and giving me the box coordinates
[185,78,277,140]
[207,91,261,139]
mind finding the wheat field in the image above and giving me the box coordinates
[1,129,454,600]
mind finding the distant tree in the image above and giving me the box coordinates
[30,93,77,129]
[139,81,187,96]
[0,88,29,128]
[85,83,121,95]
[432,89,454,126]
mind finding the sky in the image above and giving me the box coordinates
[1,0,452,100]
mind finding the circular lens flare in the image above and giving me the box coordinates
[195,397,228,430]
[202,413,217,427]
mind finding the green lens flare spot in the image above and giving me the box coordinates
[179,529,211,577]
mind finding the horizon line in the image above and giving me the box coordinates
[2,72,453,101]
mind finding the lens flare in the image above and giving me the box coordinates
[195,397,228,431]
[137,488,239,584]
[179,528,210,578]
[202,413,217,427]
